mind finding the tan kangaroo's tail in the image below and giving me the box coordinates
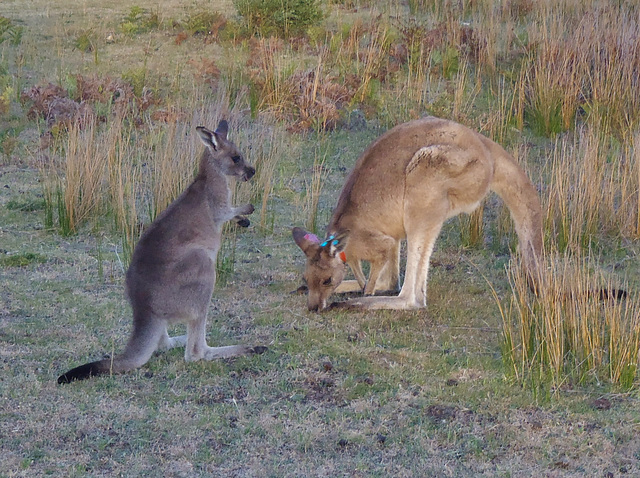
[57,319,164,384]
[488,147,628,301]
[489,146,543,287]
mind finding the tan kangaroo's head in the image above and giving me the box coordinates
[292,227,348,312]
[196,121,255,181]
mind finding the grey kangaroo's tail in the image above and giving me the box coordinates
[58,318,164,384]
[57,359,113,384]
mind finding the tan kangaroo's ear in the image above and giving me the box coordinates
[292,227,321,256]
[325,231,348,259]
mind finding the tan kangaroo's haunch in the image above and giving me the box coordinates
[58,120,266,384]
[293,116,543,311]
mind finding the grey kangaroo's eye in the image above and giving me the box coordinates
[231,155,241,164]
[322,277,332,286]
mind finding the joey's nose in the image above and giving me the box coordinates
[244,166,255,181]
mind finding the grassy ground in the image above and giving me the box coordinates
[1,0,640,476]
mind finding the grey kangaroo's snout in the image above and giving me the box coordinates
[244,166,256,181]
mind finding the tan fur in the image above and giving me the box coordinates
[293,116,542,311]
[58,121,265,383]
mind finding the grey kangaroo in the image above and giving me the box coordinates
[58,120,265,384]
[293,116,543,311]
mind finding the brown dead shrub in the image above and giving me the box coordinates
[287,69,354,133]
[187,57,221,87]
[21,83,94,128]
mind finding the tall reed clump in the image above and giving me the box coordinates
[522,3,640,140]
[524,14,581,137]
[544,125,640,252]
[41,83,275,267]
[574,6,640,141]
[105,117,143,264]
[146,119,198,222]
[42,117,106,235]
[304,150,330,235]
[41,113,145,261]
[242,121,289,234]
[498,252,639,396]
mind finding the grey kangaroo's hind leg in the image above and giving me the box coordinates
[184,314,264,362]
[158,327,187,351]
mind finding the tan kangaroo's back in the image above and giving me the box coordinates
[58,120,265,384]
[293,116,543,311]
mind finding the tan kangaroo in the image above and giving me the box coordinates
[58,120,266,384]
[293,116,543,311]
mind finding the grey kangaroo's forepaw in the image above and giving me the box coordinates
[244,204,255,215]
[236,217,250,227]
[251,346,268,355]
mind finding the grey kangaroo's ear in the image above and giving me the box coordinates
[197,123,228,151]
[292,227,320,256]
[196,126,218,150]
[215,120,229,140]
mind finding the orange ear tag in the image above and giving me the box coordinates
[339,251,347,263]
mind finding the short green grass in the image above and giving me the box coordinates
[2,159,639,477]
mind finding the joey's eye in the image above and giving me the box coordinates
[322,277,332,286]
[231,155,241,164]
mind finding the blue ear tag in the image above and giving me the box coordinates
[332,240,338,246]
[320,234,336,248]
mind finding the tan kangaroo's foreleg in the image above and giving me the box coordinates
[340,202,446,310]
[363,259,387,295]
[335,280,365,293]
[375,241,401,293]
[360,233,398,296]
[398,222,442,307]
[334,258,367,293]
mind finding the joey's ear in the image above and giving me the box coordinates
[215,120,229,141]
[196,126,218,151]
[292,227,320,256]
